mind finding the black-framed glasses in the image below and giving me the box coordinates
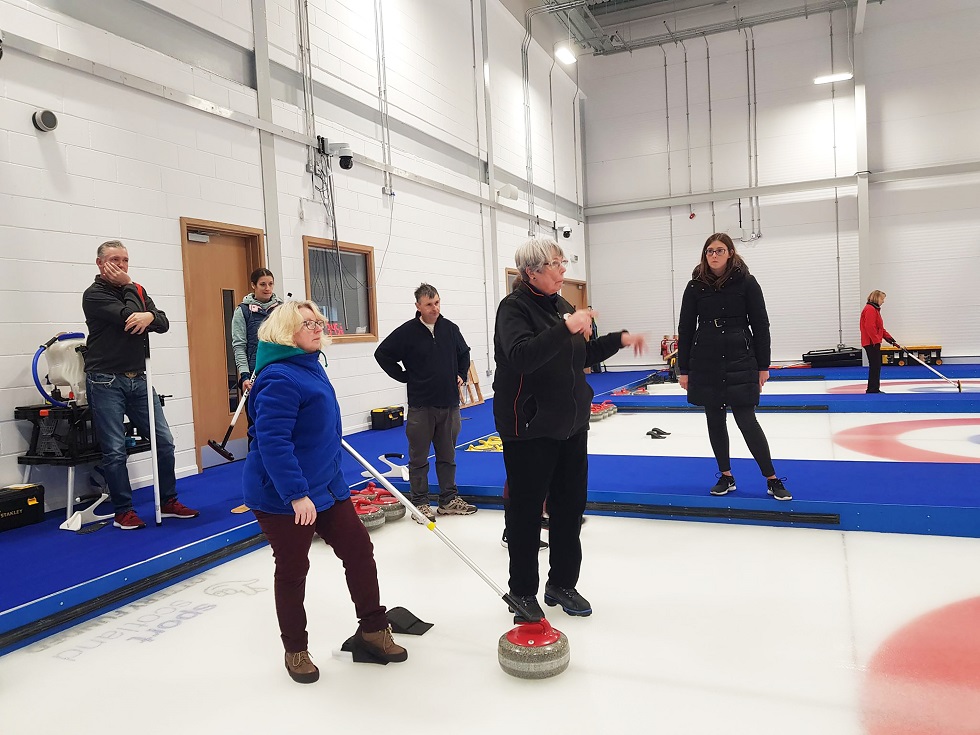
[301,319,327,331]
[705,248,729,256]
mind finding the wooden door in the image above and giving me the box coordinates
[561,279,588,312]
[181,219,264,470]
[561,279,591,371]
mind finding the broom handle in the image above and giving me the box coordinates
[144,338,162,525]
[342,439,534,620]
[893,343,958,386]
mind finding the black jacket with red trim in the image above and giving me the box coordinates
[82,276,169,374]
[492,280,624,441]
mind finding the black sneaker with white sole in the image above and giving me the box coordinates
[709,473,736,496]
[767,477,792,501]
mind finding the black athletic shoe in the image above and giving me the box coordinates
[544,584,592,617]
[646,427,671,436]
[709,474,736,496]
[767,477,792,501]
[501,530,548,551]
[508,594,545,623]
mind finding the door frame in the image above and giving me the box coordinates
[179,217,265,471]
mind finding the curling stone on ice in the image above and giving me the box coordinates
[358,483,379,501]
[371,494,406,521]
[353,497,386,529]
[498,618,570,679]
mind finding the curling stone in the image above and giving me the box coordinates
[354,501,386,529]
[497,619,570,679]
[358,483,379,501]
[371,495,406,521]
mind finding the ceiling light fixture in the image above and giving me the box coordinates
[813,72,853,85]
[555,46,576,65]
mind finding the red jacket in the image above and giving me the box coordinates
[860,303,893,347]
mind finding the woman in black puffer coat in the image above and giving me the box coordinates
[677,233,791,501]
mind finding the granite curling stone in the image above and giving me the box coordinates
[371,494,406,521]
[497,619,570,679]
[354,500,386,529]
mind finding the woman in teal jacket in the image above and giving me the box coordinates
[243,300,407,683]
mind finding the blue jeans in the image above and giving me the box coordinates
[86,372,177,514]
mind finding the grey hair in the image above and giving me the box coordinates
[514,236,564,281]
[97,240,127,259]
[414,283,439,302]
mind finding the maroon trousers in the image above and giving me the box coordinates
[254,499,387,653]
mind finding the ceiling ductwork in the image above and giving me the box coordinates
[544,0,880,56]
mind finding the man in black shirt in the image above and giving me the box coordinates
[82,240,198,530]
[374,283,476,523]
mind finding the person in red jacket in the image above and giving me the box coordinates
[860,290,895,394]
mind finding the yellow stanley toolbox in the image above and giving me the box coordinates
[370,406,405,430]
[0,484,45,532]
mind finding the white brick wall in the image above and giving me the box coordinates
[581,0,980,365]
[0,0,585,501]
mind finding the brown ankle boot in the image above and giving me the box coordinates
[357,626,408,663]
[284,651,319,683]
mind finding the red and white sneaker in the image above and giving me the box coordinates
[113,510,147,530]
[160,499,200,519]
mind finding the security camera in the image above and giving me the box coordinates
[327,142,354,170]
[558,224,572,239]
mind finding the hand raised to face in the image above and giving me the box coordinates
[101,260,133,286]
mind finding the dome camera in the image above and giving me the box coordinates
[559,224,572,239]
[327,142,354,170]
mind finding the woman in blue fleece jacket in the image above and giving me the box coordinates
[243,300,407,684]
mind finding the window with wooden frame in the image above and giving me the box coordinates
[303,236,378,343]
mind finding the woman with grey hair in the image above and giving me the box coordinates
[493,235,646,622]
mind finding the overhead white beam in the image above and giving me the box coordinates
[855,0,868,34]
[584,159,980,218]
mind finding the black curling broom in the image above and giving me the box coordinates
[207,379,251,462]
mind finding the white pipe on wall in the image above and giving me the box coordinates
[703,34,716,232]
[661,45,677,327]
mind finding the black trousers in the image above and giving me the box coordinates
[864,343,882,393]
[704,404,775,478]
[502,432,588,596]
